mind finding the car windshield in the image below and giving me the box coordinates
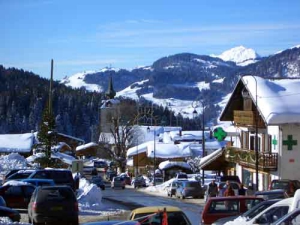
[243,201,277,219]
[134,211,190,225]
[271,181,289,189]
[185,182,201,188]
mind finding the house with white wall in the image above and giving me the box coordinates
[219,75,300,191]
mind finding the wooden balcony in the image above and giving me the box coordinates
[234,110,265,128]
[225,147,278,172]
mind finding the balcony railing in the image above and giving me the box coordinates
[234,110,265,128]
[225,147,278,171]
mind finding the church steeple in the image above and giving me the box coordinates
[105,74,116,99]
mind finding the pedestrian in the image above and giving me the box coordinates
[224,185,235,210]
[238,183,246,196]
[224,185,235,197]
[207,179,218,199]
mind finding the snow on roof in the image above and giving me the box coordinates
[242,76,300,125]
[51,152,77,165]
[159,160,191,170]
[57,133,85,143]
[76,142,98,151]
[198,148,224,169]
[26,152,76,165]
[0,133,34,153]
[127,126,227,159]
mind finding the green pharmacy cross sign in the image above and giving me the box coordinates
[283,135,297,151]
[213,127,227,141]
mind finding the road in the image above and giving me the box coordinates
[19,184,206,224]
[102,185,205,225]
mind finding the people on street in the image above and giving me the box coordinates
[224,185,235,210]
[207,179,218,198]
[224,185,235,197]
[238,183,246,195]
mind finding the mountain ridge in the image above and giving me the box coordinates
[60,45,300,122]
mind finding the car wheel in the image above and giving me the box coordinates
[181,195,185,199]
[122,186,125,189]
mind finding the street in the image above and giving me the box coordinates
[19,184,205,225]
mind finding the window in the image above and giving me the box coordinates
[5,186,22,196]
[256,206,289,224]
[208,200,239,213]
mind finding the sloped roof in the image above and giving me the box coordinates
[0,133,35,153]
[220,76,300,125]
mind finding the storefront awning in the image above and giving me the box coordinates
[198,148,231,171]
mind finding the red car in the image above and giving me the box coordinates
[201,196,264,225]
[0,181,36,208]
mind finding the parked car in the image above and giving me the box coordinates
[119,173,131,185]
[90,176,105,190]
[255,189,289,200]
[175,172,188,180]
[229,189,300,224]
[2,169,23,183]
[131,175,146,188]
[83,221,140,225]
[0,180,36,208]
[201,196,264,225]
[28,168,76,191]
[269,179,300,197]
[28,185,79,225]
[149,177,164,186]
[0,205,21,222]
[271,207,300,225]
[0,196,6,207]
[5,169,35,181]
[128,206,192,225]
[175,180,204,199]
[212,199,281,225]
[20,178,56,187]
[166,180,180,197]
[111,176,125,189]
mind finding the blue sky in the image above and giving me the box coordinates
[1,0,300,80]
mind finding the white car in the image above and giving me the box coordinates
[226,189,300,225]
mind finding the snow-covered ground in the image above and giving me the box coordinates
[0,153,130,225]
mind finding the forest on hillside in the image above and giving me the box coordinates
[0,66,203,142]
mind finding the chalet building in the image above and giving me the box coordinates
[219,75,300,191]
[55,133,85,155]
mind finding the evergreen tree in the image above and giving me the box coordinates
[35,103,57,167]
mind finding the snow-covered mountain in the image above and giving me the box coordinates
[59,45,300,120]
[213,46,260,66]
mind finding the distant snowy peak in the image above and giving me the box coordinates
[216,46,260,66]
[60,70,103,92]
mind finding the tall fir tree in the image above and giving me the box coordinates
[35,103,57,167]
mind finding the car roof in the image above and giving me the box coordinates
[83,221,139,225]
[2,180,36,187]
[21,178,55,183]
[255,189,287,194]
[208,196,264,200]
[131,206,181,214]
